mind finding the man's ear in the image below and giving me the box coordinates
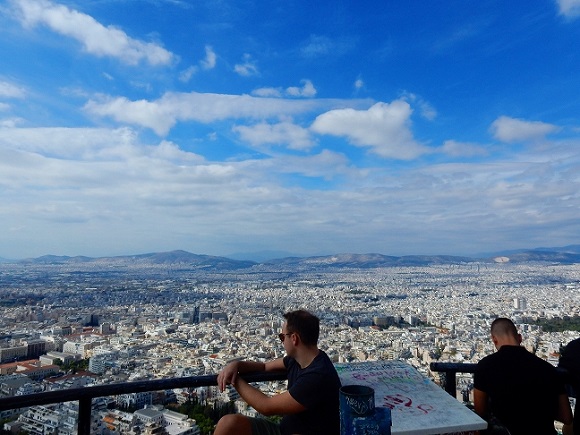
[517,333,522,344]
[291,333,300,345]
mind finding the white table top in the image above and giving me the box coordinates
[335,360,487,435]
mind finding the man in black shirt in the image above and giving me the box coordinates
[559,337,580,435]
[215,309,342,435]
[474,317,572,435]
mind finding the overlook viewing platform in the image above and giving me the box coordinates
[0,361,575,434]
[2,360,573,435]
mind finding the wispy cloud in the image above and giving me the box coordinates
[10,0,175,65]
[179,45,217,82]
[1,121,579,257]
[234,53,259,76]
[556,0,580,18]
[490,116,561,143]
[252,80,317,99]
[441,140,489,158]
[233,121,315,151]
[300,34,355,58]
[0,80,26,98]
[84,91,366,136]
[200,45,217,69]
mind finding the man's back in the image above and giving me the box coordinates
[559,338,580,435]
[475,345,563,435]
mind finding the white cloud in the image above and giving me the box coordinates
[417,100,437,121]
[300,34,355,58]
[179,66,198,82]
[84,91,356,135]
[233,121,315,151]
[490,116,561,143]
[556,0,580,18]
[234,53,259,76]
[265,149,354,179]
[310,100,429,160]
[0,80,26,98]
[179,46,217,82]
[0,126,140,160]
[1,124,579,258]
[201,45,217,69]
[286,80,317,98]
[301,35,333,57]
[85,96,175,136]
[401,92,437,121]
[252,80,317,99]
[11,0,175,66]
[441,140,488,157]
[0,117,24,127]
[252,87,283,98]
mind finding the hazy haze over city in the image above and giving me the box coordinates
[1,0,580,259]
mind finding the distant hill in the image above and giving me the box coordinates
[19,250,256,270]
[492,250,580,264]
[228,250,301,262]
[487,244,580,256]
[11,244,580,271]
[486,245,580,264]
[261,253,474,269]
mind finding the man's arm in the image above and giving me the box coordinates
[473,388,489,419]
[217,358,286,391]
[556,392,573,425]
[264,357,286,372]
[233,377,306,416]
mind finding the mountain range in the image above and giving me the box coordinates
[2,245,580,271]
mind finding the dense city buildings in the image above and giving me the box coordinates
[1,258,579,433]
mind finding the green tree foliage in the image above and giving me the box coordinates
[533,316,580,332]
[54,358,89,374]
[176,398,235,435]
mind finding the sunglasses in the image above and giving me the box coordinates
[278,332,293,342]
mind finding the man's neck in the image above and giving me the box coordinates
[294,347,320,369]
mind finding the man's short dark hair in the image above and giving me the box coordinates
[284,309,319,346]
[491,317,518,338]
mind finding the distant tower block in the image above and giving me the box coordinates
[513,297,527,310]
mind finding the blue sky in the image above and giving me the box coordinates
[1,0,580,259]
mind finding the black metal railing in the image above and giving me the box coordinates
[429,362,574,398]
[0,371,287,434]
[430,362,478,396]
[0,363,573,434]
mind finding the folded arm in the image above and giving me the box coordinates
[217,358,286,391]
[233,377,306,416]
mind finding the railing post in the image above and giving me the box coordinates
[429,362,478,398]
[78,397,92,435]
[442,370,457,397]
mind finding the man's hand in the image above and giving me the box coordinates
[217,361,240,392]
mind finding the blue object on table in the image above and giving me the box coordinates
[340,385,391,434]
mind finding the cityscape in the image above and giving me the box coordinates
[3,1,580,433]
[1,249,580,434]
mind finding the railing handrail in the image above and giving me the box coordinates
[0,371,288,411]
[0,363,573,434]
[429,362,575,397]
[0,371,288,435]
